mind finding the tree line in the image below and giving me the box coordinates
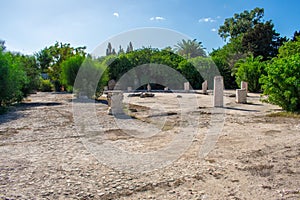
[0,7,299,112]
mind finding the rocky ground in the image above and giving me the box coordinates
[0,91,299,200]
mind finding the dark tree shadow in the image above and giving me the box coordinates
[0,102,63,124]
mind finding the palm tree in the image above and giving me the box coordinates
[174,39,207,58]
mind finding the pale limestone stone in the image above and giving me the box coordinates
[213,76,224,107]
[236,89,247,103]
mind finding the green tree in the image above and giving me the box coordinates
[210,36,247,89]
[18,54,40,95]
[277,36,300,58]
[234,55,266,92]
[0,40,6,51]
[174,39,206,58]
[0,51,28,109]
[126,42,134,53]
[242,21,287,59]
[35,42,86,91]
[61,55,85,91]
[73,58,108,98]
[218,7,264,41]
[292,30,300,41]
[218,7,286,60]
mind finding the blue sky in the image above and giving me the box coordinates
[1,0,299,55]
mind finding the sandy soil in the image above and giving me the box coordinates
[0,91,299,200]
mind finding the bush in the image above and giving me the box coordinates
[60,55,84,92]
[260,54,300,112]
[39,79,53,92]
[234,55,265,92]
[0,51,28,108]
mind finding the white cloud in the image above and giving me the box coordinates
[113,12,119,18]
[199,17,216,23]
[211,28,217,32]
[150,16,165,21]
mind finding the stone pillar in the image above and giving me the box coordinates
[107,92,124,115]
[241,81,248,93]
[147,83,151,92]
[184,82,190,91]
[110,92,124,115]
[236,89,247,103]
[107,92,112,115]
[213,76,224,107]
[104,86,108,91]
[202,80,208,94]
[127,87,132,92]
[108,79,116,90]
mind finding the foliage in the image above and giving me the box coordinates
[218,7,286,63]
[17,54,41,95]
[210,53,237,89]
[218,7,264,40]
[0,51,28,108]
[210,36,246,89]
[0,40,6,51]
[234,56,266,92]
[61,55,85,92]
[188,57,220,89]
[277,36,300,57]
[107,48,203,89]
[242,21,287,59]
[292,31,300,42]
[260,39,300,112]
[73,58,109,98]
[35,42,86,91]
[174,39,206,58]
[39,79,53,92]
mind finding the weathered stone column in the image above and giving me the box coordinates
[111,91,124,115]
[236,89,247,103]
[184,82,190,91]
[202,80,208,94]
[213,76,224,107]
[147,83,151,92]
[241,81,248,93]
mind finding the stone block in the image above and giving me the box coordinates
[241,81,248,93]
[236,89,247,103]
[202,80,208,94]
[213,76,224,107]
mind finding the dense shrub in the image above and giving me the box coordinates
[60,55,85,92]
[260,37,300,112]
[260,54,300,112]
[39,79,53,92]
[0,51,28,108]
[234,56,266,92]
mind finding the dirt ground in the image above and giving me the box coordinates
[0,91,299,200]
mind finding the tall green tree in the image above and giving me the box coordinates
[218,7,286,60]
[218,7,264,41]
[241,21,287,59]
